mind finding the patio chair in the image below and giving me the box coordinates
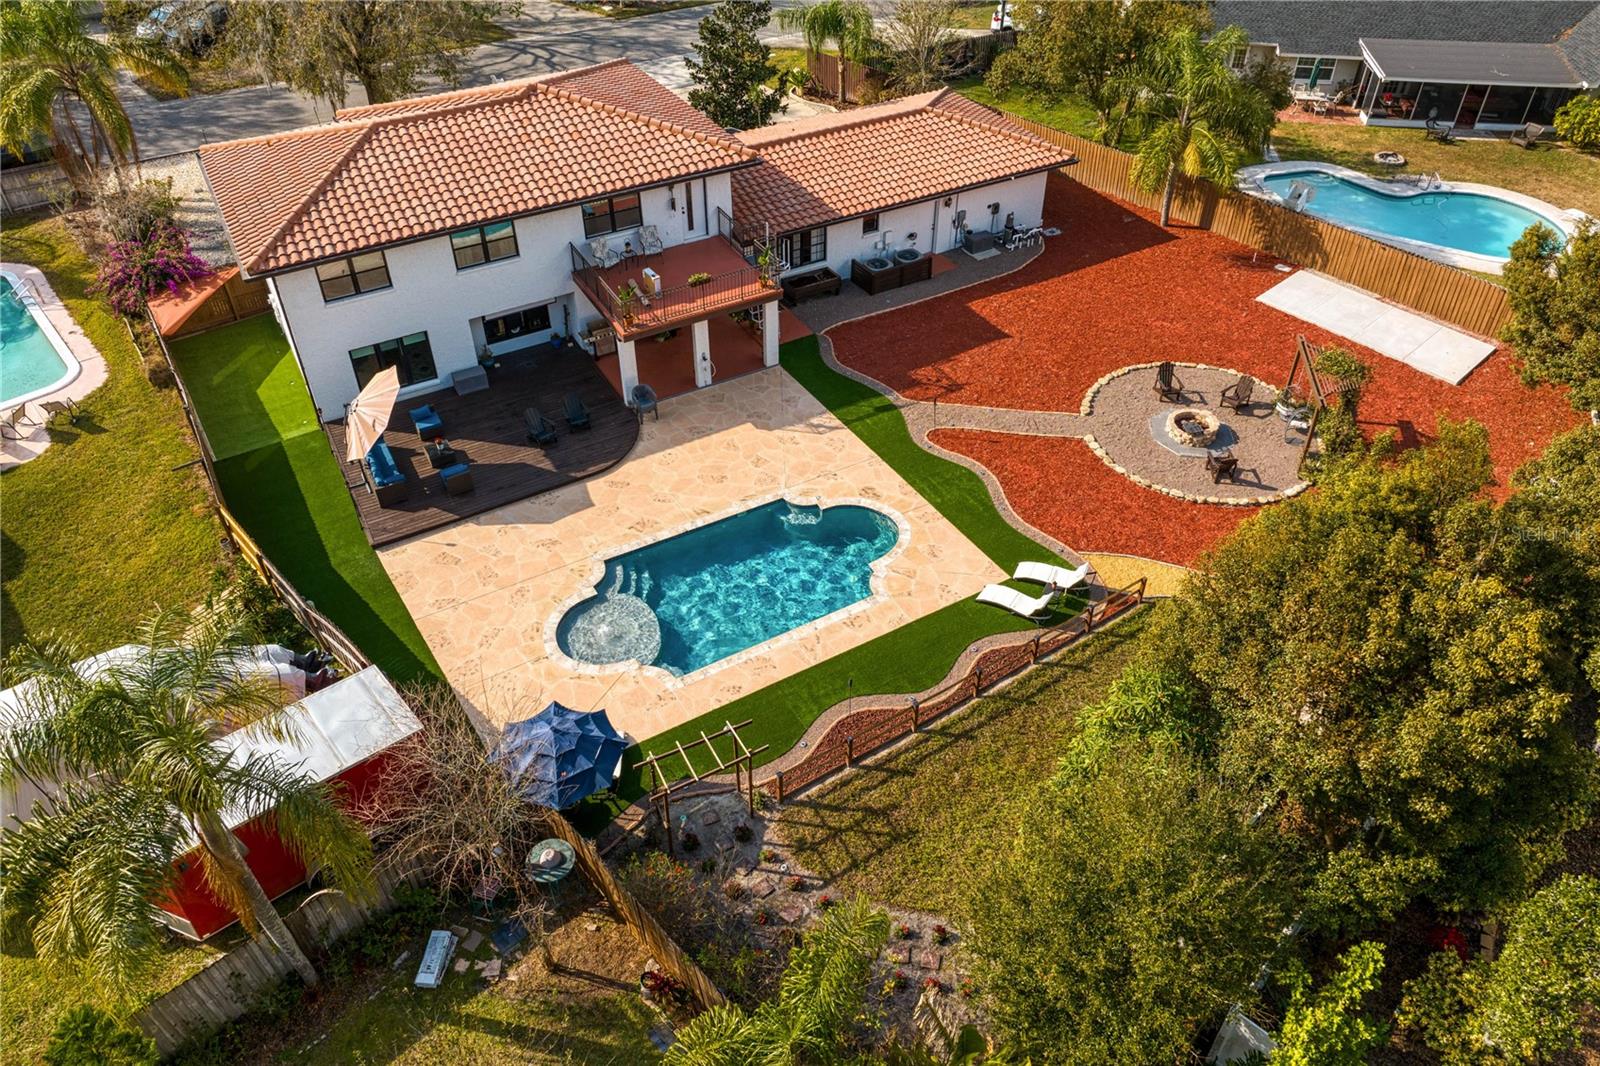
[1311,99,1329,116]
[563,392,591,431]
[1013,560,1090,591]
[365,440,409,507]
[1153,361,1185,403]
[976,583,1055,620]
[1425,117,1457,144]
[440,461,475,496]
[0,405,36,440]
[1510,122,1544,148]
[638,225,664,256]
[39,399,81,425]
[589,238,621,269]
[1205,450,1239,483]
[1219,374,1255,412]
[523,407,558,446]
[409,404,444,439]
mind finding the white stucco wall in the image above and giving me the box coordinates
[272,173,739,420]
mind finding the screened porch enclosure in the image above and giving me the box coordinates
[1354,37,1581,129]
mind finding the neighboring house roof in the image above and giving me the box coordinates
[1361,37,1582,85]
[200,60,755,275]
[731,90,1073,236]
[1212,0,1599,58]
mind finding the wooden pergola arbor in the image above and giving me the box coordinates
[1281,333,1345,469]
[635,719,768,857]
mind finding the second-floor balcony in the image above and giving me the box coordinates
[570,217,785,340]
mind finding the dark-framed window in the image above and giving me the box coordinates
[450,221,518,270]
[780,226,827,268]
[483,303,553,346]
[315,251,391,302]
[349,332,436,390]
[862,213,880,235]
[580,193,644,238]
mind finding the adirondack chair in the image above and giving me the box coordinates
[1153,362,1185,402]
[1206,451,1239,483]
[1220,375,1255,412]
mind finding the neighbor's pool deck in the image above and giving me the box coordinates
[377,367,1004,742]
[1,262,108,471]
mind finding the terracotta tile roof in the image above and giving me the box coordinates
[201,60,753,275]
[732,90,1074,235]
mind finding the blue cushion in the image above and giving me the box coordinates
[366,441,404,487]
[410,405,443,435]
[440,462,471,480]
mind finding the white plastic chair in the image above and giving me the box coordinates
[589,238,620,269]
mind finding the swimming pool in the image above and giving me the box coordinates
[1257,169,1566,262]
[1,270,76,406]
[556,499,901,677]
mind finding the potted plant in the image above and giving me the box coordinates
[756,248,775,287]
[616,284,637,327]
[687,271,712,287]
[547,330,564,350]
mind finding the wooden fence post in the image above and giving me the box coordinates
[909,697,919,733]
[845,736,854,768]
[775,770,785,804]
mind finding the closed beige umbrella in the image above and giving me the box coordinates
[344,366,401,463]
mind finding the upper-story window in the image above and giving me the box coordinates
[451,221,519,269]
[581,193,643,238]
[862,213,880,235]
[315,251,391,302]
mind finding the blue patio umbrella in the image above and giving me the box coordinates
[490,702,627,809]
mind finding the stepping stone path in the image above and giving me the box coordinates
[886,946,911,965]
[776,901,807,924]
[916,950,943,972]
[462,930,483,953]
[750,875,777,898]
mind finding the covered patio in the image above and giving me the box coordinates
[597,306,812,399]
[328,345,636,547]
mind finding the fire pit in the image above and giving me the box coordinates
[1166,408,1220,448]
[1373,150,1406,167]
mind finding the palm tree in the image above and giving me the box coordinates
[0,0,189,190]
[778,0,875,106]
[0,609,374,995]
[1122,24,1277,227]
[664,895,890,1064]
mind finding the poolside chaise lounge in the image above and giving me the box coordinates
[1013,561,1090,590]
[409,404,444,439]
[977,583,1055,620]
[365,440,408,506]
[0,405,35,440]
[564,392,592,431]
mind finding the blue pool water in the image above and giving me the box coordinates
[1260,171,1564,259]
[1,279,70,405]
[557,500,899,676]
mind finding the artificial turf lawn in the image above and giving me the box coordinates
[569,336,1079,830]
[169,315,319,459]
[0,216,225,652]
[169,318,439,684]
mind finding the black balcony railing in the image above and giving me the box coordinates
[569,238,782,335]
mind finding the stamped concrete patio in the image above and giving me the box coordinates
[377,367,1003,742]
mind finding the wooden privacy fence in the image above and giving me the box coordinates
[171,273,272,337]
[764,579,1148,801]
[132,861,425,1055]
[805,54,888,104]
[1011,118,1513,338]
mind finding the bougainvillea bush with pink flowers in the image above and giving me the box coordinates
[93,218,211,316]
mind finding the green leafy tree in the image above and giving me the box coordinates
[0,610,375,995]
[1553,94,1600,149]
[0,0,188,189]
[966,738,1295,1064]
[1274,942,1387,1066]
[1141,420,1596,931]
[1502,219,1600,412]
[1123,24,1277,226]
[778,0,875,106]
[42,1004,158,1066]
[664,894,890,1064]
[986,1,1206,146]
[686,0,785,131]
[223,0,515,109]
[1398,875,1600,1063]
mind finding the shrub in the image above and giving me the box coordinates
[93,177,180,243]
[1503,218,1600,411]
[1553,94,1600,149]
[94,218,212,317]
[44,1005,158,1066]
[687,271,712,286]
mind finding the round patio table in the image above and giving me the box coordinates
[525,839,576,886]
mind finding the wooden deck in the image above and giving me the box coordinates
[327,346,638,547]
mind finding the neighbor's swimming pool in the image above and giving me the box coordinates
[1,271,74,406]
[556,500,900,676]
[1260,170,1565,260]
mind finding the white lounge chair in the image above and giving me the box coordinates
[638,224,664,256]
[1013,560,1090,590]
[976,583,1055,619]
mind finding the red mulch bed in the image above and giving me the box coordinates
[832,173,1581,497]
[932,429,1259,566]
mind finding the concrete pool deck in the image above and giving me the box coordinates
[377,366,1004,743]
[1,262,108,471]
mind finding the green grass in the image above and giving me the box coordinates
[570,336,1077,829]
[950,77,1115,145]
[1270,122,1600,217]
[0,215,226,652]
[950,2,999,30]
[778,607,1150,915]
[169,318,438,684]
[555,0,714,17]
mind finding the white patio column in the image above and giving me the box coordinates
[617,337,640,399]
[762,299,781,367]
[692,318,714,388]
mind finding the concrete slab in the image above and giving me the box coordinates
[1257,271,1495,385]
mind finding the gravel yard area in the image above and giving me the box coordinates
[137,151,232,266]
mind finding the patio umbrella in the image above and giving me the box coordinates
[489,702,628,810]
[344,366,400,462]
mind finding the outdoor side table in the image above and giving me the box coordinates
[526,839,576,886]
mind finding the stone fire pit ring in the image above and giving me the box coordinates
[1166,408,1220,448]
[1373,150,1406,167]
